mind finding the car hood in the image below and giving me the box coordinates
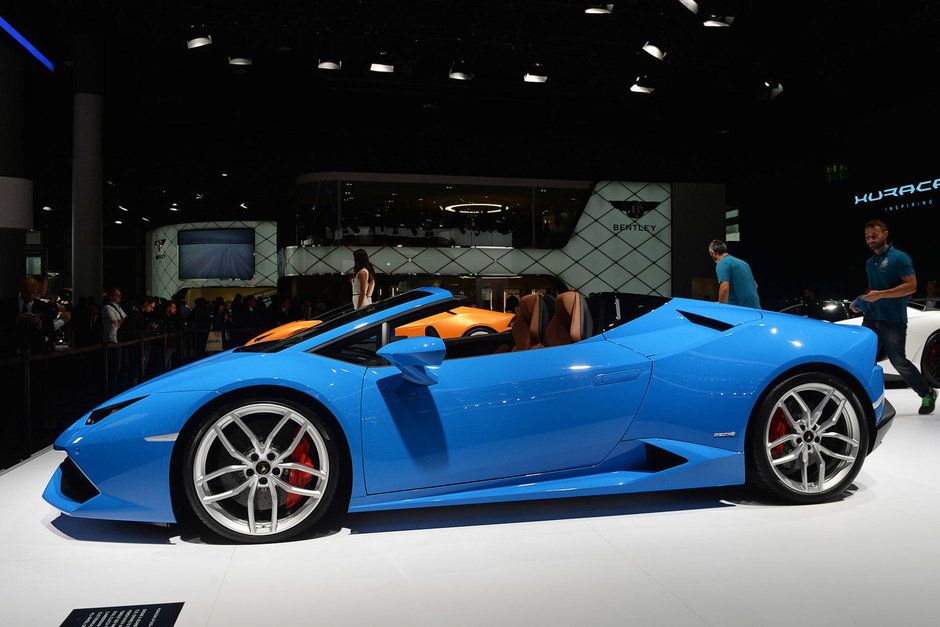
[93,348,337,406]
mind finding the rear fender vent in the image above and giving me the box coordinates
[645,443,688,472]
[59,457,100,504]
[676,310,733,332]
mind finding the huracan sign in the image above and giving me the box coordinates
[854,178,940,204]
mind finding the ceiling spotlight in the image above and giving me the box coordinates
[584,4,614,14]
[169,205,179,212]
[677,0,699,13]
[239,202,248,209]
[630,76,655,93]
[449,60,474,80]
[704,15,734,27]
[42,205,52,211]
[642,42,666,60]
[318,58,342,70]
[142,217,150,222]
[118,205,128,212]
[228,56,252,66]
[370,51,395,73]
[764,80,784,100]
[114,220,123,225]
[524,62,548,83]
[186,27,213,49]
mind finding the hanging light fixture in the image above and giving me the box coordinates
[523,62,548,83]
[448,59,474,80]
[764,80,784,100]
[630,75,655,93]
[677,0,699,13]
[370,51,395,73]
[318,58,342,70]
[704,15,734,27]
[584,4,614,14]
[186,25,213,49]
[227,28,252,67]
[642,41,666,60]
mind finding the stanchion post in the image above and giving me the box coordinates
[22,349,32,458]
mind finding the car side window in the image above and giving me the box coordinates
[314,329,382,365]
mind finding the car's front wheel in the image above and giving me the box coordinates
[747,372,869,504]
[920,331,940,388]
[182,398,339,543]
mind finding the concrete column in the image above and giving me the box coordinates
[70,30,105,302]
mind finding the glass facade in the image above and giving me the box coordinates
[291,178,591,249]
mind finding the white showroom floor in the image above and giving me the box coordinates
[2,386,940,627]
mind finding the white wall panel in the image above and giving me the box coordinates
[148,220,277,299]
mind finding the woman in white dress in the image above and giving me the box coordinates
[351,248,376,309]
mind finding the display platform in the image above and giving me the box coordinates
[2,387,938,626]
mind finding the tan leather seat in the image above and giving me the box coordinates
[510,293,554,351]
[544,291,593,346]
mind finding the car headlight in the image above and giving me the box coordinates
[85,396,148,425]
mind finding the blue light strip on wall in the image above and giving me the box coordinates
[0,15,54,71]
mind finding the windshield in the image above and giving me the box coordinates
[239,290,434,353]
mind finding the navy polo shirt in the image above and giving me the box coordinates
[865,244,915,323]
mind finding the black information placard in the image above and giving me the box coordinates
[60,602,184,627]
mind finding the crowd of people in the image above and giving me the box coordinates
[1,281,328,394]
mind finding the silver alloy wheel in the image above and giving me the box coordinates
[764,382,862,494]
[191,402,330,537]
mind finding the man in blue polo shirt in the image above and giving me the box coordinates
[708,240,760,309]
[854,219,936,414]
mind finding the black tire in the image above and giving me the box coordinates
[462,326,496,337]
[182,397,340,543]
[920,332,940,388]
[747,372,869,504]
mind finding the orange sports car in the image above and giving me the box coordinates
[246,305,513,345]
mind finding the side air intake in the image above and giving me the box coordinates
[676,310,734,332]
[644,443,688,471]
[59,457,100,504]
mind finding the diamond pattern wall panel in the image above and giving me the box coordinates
[279,181,672,296]
[149,221,277,299]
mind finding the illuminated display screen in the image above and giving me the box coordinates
[178,229,254,280]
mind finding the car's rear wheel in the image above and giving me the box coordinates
[747,372,869,504]
[182,398,339,543]
[920,332,940,388]
[462,326,496,337]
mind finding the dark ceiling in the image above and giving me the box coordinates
[7,0,940,229]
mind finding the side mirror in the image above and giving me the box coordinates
[377,336,446,385]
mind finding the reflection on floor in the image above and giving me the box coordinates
[2,388,939,626]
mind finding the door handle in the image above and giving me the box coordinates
[593,369,641,385]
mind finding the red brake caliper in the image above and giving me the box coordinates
[769,407,789,458]
[285,428,316,508]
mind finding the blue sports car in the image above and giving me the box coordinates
[44,288,895,543]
